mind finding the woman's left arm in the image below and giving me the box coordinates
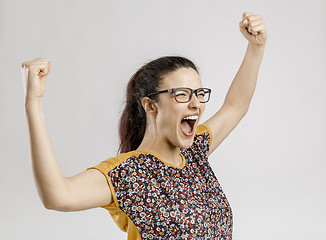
[204,12,267,155]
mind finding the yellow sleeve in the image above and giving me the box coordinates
[195,123,213,148]
[86,153,142,239]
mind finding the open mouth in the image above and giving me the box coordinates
[180,115,198,136]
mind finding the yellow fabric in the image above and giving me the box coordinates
[87,124,212,240]
[195,123,212,145]
[88,152,142,240]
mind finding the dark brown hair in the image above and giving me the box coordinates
[118,56,199,154]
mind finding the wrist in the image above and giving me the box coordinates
[247,43,265,64]
[25,97,43,110]
[248,42,265,53]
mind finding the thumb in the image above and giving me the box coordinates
[40,61,51,77]
[239,20,253,40]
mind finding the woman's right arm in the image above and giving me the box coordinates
[23,58,112,212]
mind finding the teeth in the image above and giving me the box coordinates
[183,115,198,120]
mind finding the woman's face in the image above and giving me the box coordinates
[154,67,206,149]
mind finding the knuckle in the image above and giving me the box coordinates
[247,15,255,21]
[249,22,257,28]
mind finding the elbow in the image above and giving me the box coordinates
[42,198,60,211]
[37,181,73,212]
[42,198,58,210]
[41,195,72,212]
[236,103,250,116]
[234,102,250,116]
[240,106,249,116]
[43,201,57,210]
[43,201,72,212]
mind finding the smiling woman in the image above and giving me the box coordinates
[22,11,266,240]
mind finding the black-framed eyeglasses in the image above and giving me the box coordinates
[147,87,211,103]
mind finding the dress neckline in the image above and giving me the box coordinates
[131,150,186,169]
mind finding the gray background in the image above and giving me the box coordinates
[1,0,325,239]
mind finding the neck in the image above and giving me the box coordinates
[136,128,182,167]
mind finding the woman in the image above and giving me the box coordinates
[22,12,266,239]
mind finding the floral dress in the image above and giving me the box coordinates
[88,124,233,239]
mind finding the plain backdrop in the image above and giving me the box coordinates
[1,0,325,239]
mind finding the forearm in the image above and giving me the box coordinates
[224,43,264,113]
[25,99,68,208]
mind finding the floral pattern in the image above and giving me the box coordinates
[108,128,233,239]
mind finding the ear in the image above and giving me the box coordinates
[141,97,158,113]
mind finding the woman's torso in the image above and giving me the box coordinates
[88,124,233,239]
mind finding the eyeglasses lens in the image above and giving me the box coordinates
[196,89,208,103]
[175,88,210,103]
[175,89,191,102]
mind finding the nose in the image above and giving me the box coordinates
[188,93,200,109]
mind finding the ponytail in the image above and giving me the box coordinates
[118,69,147,153]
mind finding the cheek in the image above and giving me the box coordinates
[157,104,183,129]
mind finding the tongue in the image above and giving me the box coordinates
[181,120,192,135]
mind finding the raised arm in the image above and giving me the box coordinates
[23,58,112,212]
[204,12,267,155]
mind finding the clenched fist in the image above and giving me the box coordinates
[21,57,51,101]
[239,12,267,47]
